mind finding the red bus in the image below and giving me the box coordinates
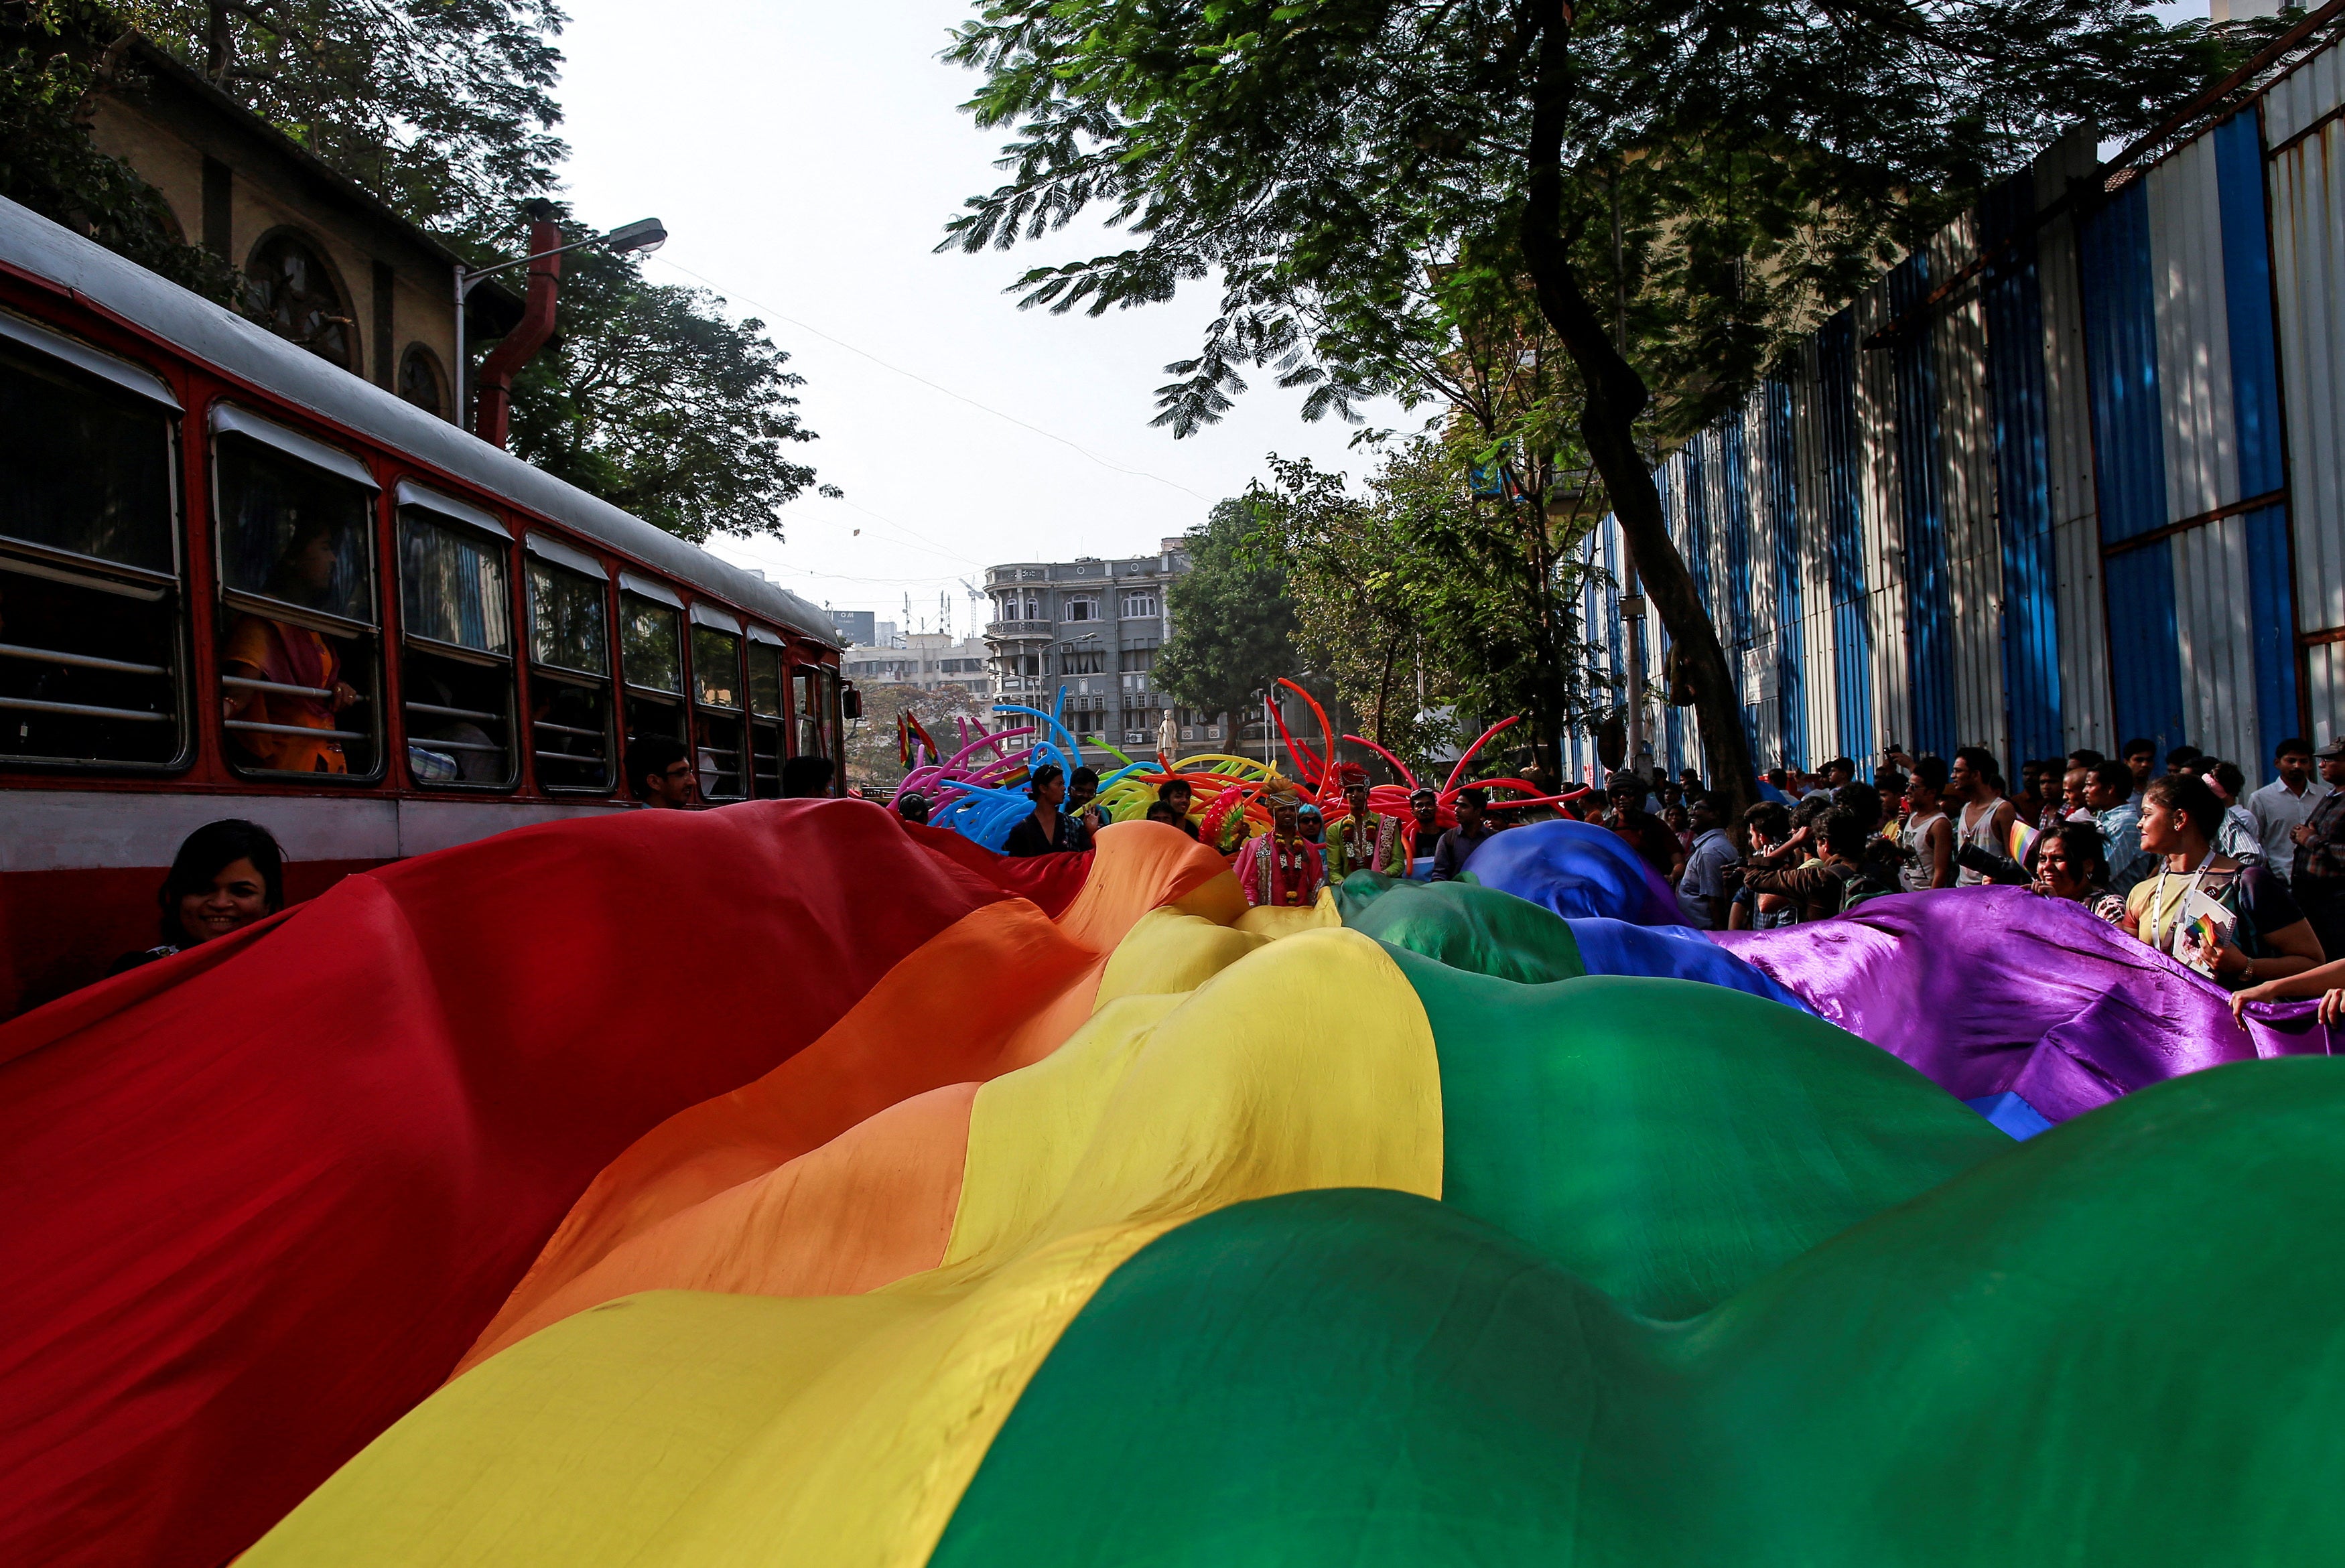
[0,194,852,1015]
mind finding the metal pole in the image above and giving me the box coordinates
[451,222,659,435]
[452,264,466,429]
[1624,579,1646,780]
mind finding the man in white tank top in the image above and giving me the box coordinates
[1950,746,2018,887]
[1900,756,1956,891]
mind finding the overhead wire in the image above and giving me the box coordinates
[646,255,1216,504]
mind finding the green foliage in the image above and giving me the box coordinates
[505,236,837,545]
[0,3,240,301]
[1155,496,1301,723]
[1262,439,1609,773]
[7,0,834,543]
[1250,452,1455,769]
[943,0,2236,441]
[842,679,987,790]
[140,0,568,234]
[943,0,2240,807]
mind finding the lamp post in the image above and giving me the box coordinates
[1070,630,1101,765]
[450,216,667,429]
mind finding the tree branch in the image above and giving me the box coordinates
[1515,0,1757,823]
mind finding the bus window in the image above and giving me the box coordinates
[397,492,515,788]
[817,665,842,769]
[690,612,745,800]
[791,664,816,760]
[212,412,380,779]
[618,579,684,747]
[746,630,783,797]
[0,331,185,770]
[526,546,612,792]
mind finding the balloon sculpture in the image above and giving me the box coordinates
[892,676,1585,853]
[888,687,1170,851]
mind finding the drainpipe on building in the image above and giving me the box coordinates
[470,216,563,449]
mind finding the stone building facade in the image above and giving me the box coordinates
[83,39,519,421]
[844,633,992,700]
[983,541,1231,760]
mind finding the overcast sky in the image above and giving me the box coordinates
[551,0,1409,637]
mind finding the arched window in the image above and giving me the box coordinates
[245,230,356,369]
[398,344,446,418]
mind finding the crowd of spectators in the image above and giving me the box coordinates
[1598,733,2345,1007]
[96,723,2345,1029]
[988,730,2344,998]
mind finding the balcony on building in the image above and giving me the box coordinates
[984,618,1055,642]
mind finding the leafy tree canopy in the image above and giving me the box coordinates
[1155,496,1301,723]
[147,0,567,236]
[945,0,2230,438]
[3,0,833,542]
[507,228,837,544]
[1263,438,1609,775]
[1,3,239,298]
[943,0,2246,818]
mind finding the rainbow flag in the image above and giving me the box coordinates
[2009,816,2041,868]
[7,812,2345,1567]
[2190,907,2227,955]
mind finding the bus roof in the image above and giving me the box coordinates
[0,195,842,654]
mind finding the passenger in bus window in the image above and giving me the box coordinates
[405,674,499,784]
[625,734,696,808]
[222,516,361,772]
[781,754,834,798]
[107,820,286,975]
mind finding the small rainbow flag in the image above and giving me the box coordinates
[2008,818,2040,867]
[2189,908,2226,954]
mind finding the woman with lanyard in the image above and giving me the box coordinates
[2121,773,2324,989]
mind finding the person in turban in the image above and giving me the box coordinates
[1324,764,1405,879]
[1235,788,1326,908]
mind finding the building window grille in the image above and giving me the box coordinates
[246,230,358,370]
[397,345,446,419]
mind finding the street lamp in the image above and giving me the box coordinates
[451,216,667,427]
[1067,631,1101,760]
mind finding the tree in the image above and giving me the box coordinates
[1265,439,1609,776]
[505,235,838,545]
[1258,453,1457,769]
[8,0,835,543]
[146,0,567,235]
[1,3,241,300]
[844,681,989,791]
[941,0,2234,825]
[1156,496,1300,727]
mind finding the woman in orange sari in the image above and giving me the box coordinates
[221,519,360,773]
